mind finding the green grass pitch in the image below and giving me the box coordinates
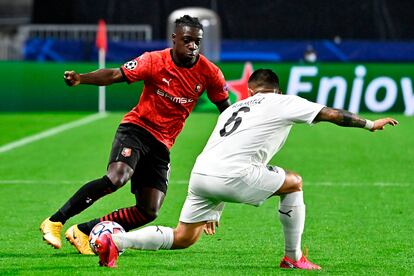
[0,112,413,275]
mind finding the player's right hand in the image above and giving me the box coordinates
[64,71,81,86]
[371,117,399,132]
[203,221,219,235]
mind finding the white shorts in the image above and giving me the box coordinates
[179,164,286,223]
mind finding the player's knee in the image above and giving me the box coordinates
[107,174,128,188]
[294,174,303,191]
[287,173,303,192]
[107,165,133,188]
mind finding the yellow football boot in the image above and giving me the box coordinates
[40,217,63,249]
[65,225,95,255]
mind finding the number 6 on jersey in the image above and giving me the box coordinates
[219,106,251,137]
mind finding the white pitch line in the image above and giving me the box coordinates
[0,180,81,185]
[0,179,410,187]
[0,112,108,154]
[309,181,410,187]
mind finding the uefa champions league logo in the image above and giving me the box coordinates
[124,60,137,70]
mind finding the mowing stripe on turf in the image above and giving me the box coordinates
[0,179,410,187]
[0,112,108,154]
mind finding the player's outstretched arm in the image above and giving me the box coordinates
[63,68,124,87]
[314,107,398,131]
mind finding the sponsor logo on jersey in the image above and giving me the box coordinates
[156,89,194,104]
[162,78,172,86]
[194,84,202,93]
[121,147,132,157]
[124,60,137,71]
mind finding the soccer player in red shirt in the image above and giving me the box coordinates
[40,15,231,254]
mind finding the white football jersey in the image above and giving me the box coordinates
[192,92,324,177]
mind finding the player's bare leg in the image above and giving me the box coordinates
[273,171,321,270]
[171,222,206,249]
[96,221,205,267]
[133,187,166,228]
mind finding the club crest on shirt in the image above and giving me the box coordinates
[124,60,137,71]
[194,84,202,93]
[121,147,132,157]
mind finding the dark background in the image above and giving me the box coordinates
[32,0,413,40]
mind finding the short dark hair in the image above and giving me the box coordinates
[175,15,203,30]
[248,69,280,89]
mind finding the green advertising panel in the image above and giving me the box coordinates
[1,61,413,114]
[207,62,414,115]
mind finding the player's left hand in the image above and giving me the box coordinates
[203,221,219,235]
[371,117,399,132]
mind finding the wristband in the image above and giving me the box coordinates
[364,119,374,130]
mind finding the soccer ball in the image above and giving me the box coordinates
[89,221,126,255]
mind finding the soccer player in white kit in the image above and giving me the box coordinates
[95,69,398,269]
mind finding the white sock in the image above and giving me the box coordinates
[112,226,174,251]
[278,191,305,261]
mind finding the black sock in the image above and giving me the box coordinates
[49,176,117,224]
[49,210,66,223]
[77,205,154,234]
[78,219,100,235]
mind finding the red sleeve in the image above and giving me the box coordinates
[120,52,152,83]
[206,66,229,103]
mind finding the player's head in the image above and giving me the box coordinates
[248,69,281,96]
[171,15,204,67]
